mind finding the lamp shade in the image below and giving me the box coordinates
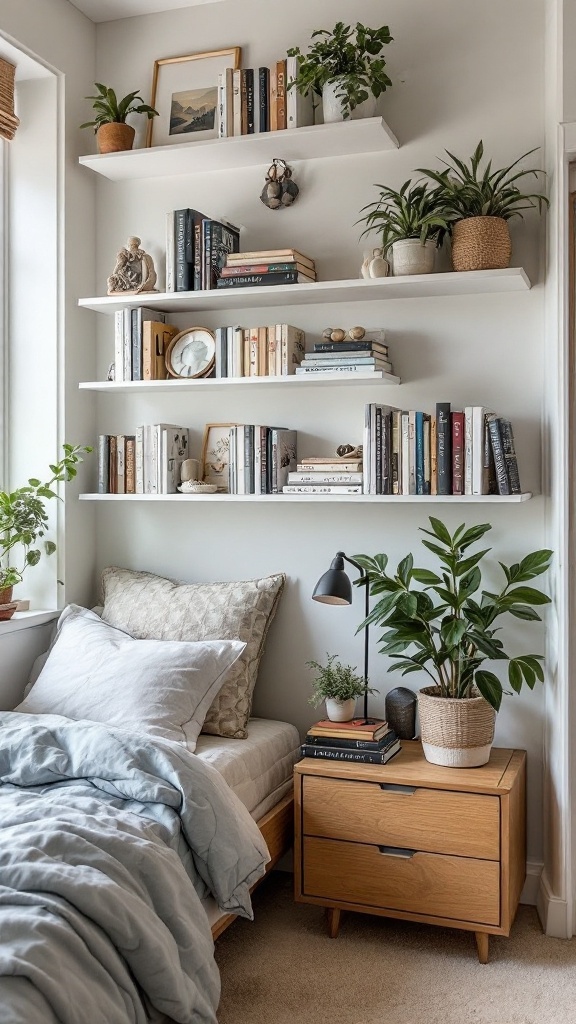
[312,554,352,606]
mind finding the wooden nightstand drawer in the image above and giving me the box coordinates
[303,775,500,860]
[303,837,500,926]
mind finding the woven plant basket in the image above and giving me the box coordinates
[418,686,496,768]
[97,123,135,154]
[451,216,512,272]
[0,58,20,141]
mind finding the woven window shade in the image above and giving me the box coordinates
[0,58,20,141]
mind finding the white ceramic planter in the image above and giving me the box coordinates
[322,80,377,124]
[391,238,436,277]
[325,697,356,722]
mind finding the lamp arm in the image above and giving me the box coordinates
[337,552,372,722]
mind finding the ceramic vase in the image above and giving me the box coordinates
[325,697,356,722]
[391,238,436,276]
[322,80,377,124]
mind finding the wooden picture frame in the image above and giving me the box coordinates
[201,422,238,492]
[147,47,242,147]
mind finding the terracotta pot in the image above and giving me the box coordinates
[418,686,496,768]
[0,585,13,605]
[325,697,357,722]
[451,216,512,272]
[97,122,135,154]
[0,585,16,621]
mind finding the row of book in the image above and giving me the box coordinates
[97,425,188,494]
[217,56,313,139]
[295,333,393,377]
[363,403,522,496]
[282,455,363,495]
[216,248,316,290]
[166,209,240,292]
[214,324,305,377]
[301,718,401,765]
[228,426,297,494]
[113,307,169,383]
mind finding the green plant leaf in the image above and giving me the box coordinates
[507,586,551,606]
[44,541,57,556]
[26,549,41,566]
[474,670,503,711]
[440,618,467,649]
[397,553,413,586]
[411,568,442,584]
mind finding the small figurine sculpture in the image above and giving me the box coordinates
[361,247,390,279]
[107,236,158,295]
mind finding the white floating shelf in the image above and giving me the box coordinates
[78,118,399,181]
[79,268,531,316]
[79,370,400,393]
[80,493,533,504]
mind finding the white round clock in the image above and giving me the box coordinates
[165,326,216,379]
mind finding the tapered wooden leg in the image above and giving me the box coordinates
[475,931,489,964]
[326,907,341,938]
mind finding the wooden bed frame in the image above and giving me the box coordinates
[211,792,294,940]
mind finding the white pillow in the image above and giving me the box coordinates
[16,605,245,748]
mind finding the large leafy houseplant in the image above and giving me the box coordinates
[358,179,450,254]
[0,444,91,598]
[354,517,551,713]
[287,22,393,120]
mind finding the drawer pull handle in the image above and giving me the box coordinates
[378,845,417,859]
[379,783,416,795]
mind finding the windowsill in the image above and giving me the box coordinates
[0,610,59,635]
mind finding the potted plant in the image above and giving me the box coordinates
[354,517,551,767]
[287,21,393,124]
[80,83,158,154]
[417,140,549,272]
[307,653,376,722]
[0,444,91,620]
[357,180,450,276]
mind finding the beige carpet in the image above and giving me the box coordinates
[215,873,576,1024]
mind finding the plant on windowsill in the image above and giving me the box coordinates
[417,140,549,272]
[80,83,158,154]
[287,21,393,124]
[307,653,376,722]
[354,517,551,767]
[357,179,450,276]
[0,444,92,621]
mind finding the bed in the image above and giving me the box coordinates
[0,568,297,1023]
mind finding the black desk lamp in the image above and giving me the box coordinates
[312,551,374,724]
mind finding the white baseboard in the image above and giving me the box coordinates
[520,861,543,906]
[536,869,572,938]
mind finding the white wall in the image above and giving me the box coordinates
[91,0,549,868]
[0,622,54,710]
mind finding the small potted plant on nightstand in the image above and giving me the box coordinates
[307,653,376,722]
[357,179,450,276]
[354,517,551,766]
[288,21,393,123]
[80,83,158,153]
[0,444,91,620]
[417,140,549,271]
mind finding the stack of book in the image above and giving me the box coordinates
[166,209,240,292]
[301,718,401,765]
[98,425,189,495]
[217,56,313,138]
[229,426,297,494]
[214,324,304,377]
[114,307,176,382]
[216,249,316,289]
[363,402,522,496]
[283,454,363,495]
[295,332,393,377]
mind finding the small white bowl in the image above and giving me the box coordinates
[177,482,218,494]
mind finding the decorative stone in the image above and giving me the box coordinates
[348,326,366,340]
[385,686,418,740]
[322,328,334,340]
[330,329,346,343]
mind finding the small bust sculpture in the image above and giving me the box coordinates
[107,236,158,295]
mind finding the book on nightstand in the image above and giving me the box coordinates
[307,718,389,741]
[301,737,401,765]
[305,728,397,751]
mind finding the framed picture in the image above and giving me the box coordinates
[147,47,241,148]
[201,423,238,492]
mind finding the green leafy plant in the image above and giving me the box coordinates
[354,517,551,712]
[80,83,158,133]
[357,179,450,253]
[307,653,376,707]
[0,444,92,591]
[287,21,393,119]
[417,140,549,223]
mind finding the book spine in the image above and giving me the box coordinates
[415,410,424,495]
[175,209,190,291]
[225,68,234,136]
[430,416,438,495]
[391,410,401,495]
[401,412,410,496]
[269,66,278,131]
[313,341,389,355]
[245,68,255,133]
[122,309,132,382]
[500,419,522,494]
[165,211,175,293]
[116,435,126,494]
[135,426,144,493]
[300,743,399,764]
[222,262,304,276]
[451,411,464,495]
[240,69,248,135]
[214,326,225,378]
[408,411,416,495]
[232,69,242,136]
[289,472,363,484]
[217,72,226,138]
[131,308,142,382]
[125,436,136,494]
[483,415,497,494]
[464,406,473,495]
[193,217,203,290]
[488,416,512,495]
[276,59,286,129]
[436,402,451,494]
[304,734,396,751]
[217,271,299,288]
[203,219,211,291]
[298,462,361,472]
[283,485,362,494]
[472,406,488,494]
[295,365,383,375]
[375,405,382,495]
[108,435,117,494]
[114,310,125,383]
[258,67,269,131]
[423,414,431,495]
[97,435,109,494]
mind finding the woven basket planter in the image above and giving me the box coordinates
[451,216,512,272]
[97,123,135,154]
[418,686,496,768]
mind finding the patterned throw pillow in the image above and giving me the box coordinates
[100,567,285,739]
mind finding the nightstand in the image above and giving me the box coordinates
[294,740,526,963]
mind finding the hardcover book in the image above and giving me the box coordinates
[487,415,511,495]
[500,419,521,494]
[204,219,241,290]
[258,66,270,132]
[142,322,178,381]
[276,59,287,130]
[300,739,401,765]
[97,435,109,494]
[286,55,314,128]
[216,271,309,288]
[451,411,464,495]
[304,729,397,751]
[436,402,451,495]
[269,428,297,493]
[132,307,166,382]
[282,484,362,494]
[308,718,389,741]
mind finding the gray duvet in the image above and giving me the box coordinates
[0,712,270,1024]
